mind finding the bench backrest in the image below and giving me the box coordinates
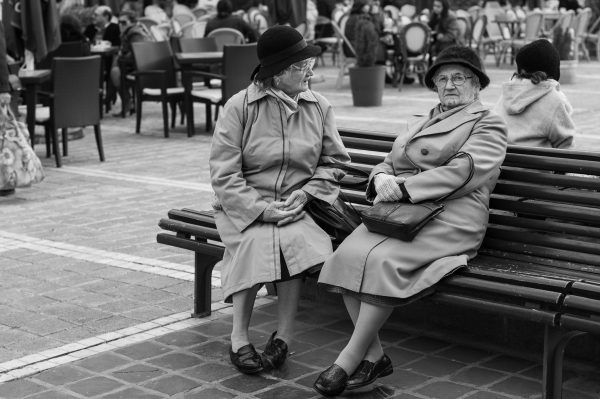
[337,128,600,283]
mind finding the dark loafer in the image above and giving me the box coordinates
[346,354,393,390]
[261,331,288,370]
[313,363,348,397]
[229,344,263,374]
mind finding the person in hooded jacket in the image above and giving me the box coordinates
[494,39,575,149]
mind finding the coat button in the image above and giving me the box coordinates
[421,148,429,155]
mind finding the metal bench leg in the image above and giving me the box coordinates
[542,325,586,399]
[193,251,220,318]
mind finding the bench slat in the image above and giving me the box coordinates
[482,237,600,267]
[500,168,600,191]
[486,226,600,256]
[432,292,559,325]
[488,214,600,240]
[493,182,600,207]
[443,276,564,305]
[508,145,600,162]
[168,209,216,228]
[562,296,600,315]
[570,281,600,298]
[504,153,600,176]
[157,233,225,258]
[158,219,222,241]
[489,198,600,225]
[559,314,600,335]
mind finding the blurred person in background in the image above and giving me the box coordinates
[84,5,121,45]
[205,0,258,41]
[428,0,460,58]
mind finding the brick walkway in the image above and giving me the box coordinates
[1,57,599,398]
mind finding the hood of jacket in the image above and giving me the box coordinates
[500,78,561,115]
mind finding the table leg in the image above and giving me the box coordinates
[183,67,194,137]
[24,84,37,149]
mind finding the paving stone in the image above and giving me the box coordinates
[110,363,167,383]
[398,336,453,354]
[114,341,173,360]
[99,387,165,399]
[189,321,232,337]
[489,376,542,397]
[40,303,112,325]
[416,381,475,399]
[34,365,94,386]
[295,328,347,347]
[97,298,146,313]
[65,376,125,397]
[141,374,203,395]
[462,391,514,399]
[19,316,77,336]
[188,340,230,362]
[184,362,237,382]
[154,330,208,348]
[383,346,424,367]
[437,345,494,364]
[147,352,204,370]
[390,394,422,399]
[74,352,131,372]
[481,355,536,373]
[378,368,430,390]
[290,347,339,368]
[255,384,315,399]
[450,366,508,386]
[405,356,467,378]
[268,359,320,381]
[0,379,46,398]
[183,387,236,399]
[220,373,280,393]
[21,390,81,399]
[120,305,175,322]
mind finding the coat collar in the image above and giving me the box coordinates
[410,100,488,139]
[246,83,318,105]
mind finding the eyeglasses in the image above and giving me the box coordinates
[434,74,473,87]
[289,58,316,74]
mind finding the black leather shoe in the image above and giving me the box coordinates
[229,344,263,374]
[313,364,348,397]
[261,331,288,370]
[346,354,393,390]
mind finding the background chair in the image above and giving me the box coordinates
[186,43,258,133]
[180,20,207,38]
[456,16,471,46]
[138,17,159,31]
[173,13,195,27]
[193,7,208,19]
[150,23,171,41]
[329,18,356,89]
[572,8,592,61]
[35,56,104,168]
[178,37,218,52]
[583,15,600,60]
[497,11,544,66]
[470,15,487,54]
[206,28,246,50]
[395,22,431,91]
[132,41,185,138]
[313,16,340,66]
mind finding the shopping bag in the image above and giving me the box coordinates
[0,105,45,189]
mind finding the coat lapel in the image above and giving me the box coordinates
[410,101,488,140]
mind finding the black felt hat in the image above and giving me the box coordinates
[424,46,490,89]
[516,39,560,81]
[252,26,321,81]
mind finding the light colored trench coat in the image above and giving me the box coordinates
[318,100,508,300]
[209,84,350,300]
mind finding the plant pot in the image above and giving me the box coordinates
[349,65,386,107]
[559,60,577,85]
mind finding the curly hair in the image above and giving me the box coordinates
[513,70,548,85]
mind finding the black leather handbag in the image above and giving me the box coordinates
[305,162,369,243]
[361,201,445,241]
[361,151,475,242]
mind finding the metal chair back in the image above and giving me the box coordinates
[400,22,430,56]
[221,44,258,103]
[206,28,246,51]
[178,37,218,53]
[52,56,101,129]
[456,16,470,46]
[180,20,207,38]
[521,11,544,42]
[132,41,177,88]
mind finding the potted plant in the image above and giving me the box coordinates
[348,17,386,107]
[552,26,577,84]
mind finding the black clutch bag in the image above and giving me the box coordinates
[305,197,362,244]
[361,201,445,241]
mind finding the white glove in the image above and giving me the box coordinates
[373,174,406,204]
[260,201,304,226]
[283,190,308,213]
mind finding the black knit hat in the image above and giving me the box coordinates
[251,26,321,81]
[515,39,560,81]
[424,46,490,90]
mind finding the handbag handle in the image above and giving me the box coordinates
[325,160,370,188]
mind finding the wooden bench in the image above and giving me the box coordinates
[157,127,600,399]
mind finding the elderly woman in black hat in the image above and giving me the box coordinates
[493,39,575,149]
[313,46,507,397]
[209,26,350,375]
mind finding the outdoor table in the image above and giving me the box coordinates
[175,51,223,136]
[18,69,51,148]
[91,45,119,114]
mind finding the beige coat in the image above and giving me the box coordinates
[209,84,350,300]
[318,100,508,300]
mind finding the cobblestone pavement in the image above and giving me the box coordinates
[1,57,599,398]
